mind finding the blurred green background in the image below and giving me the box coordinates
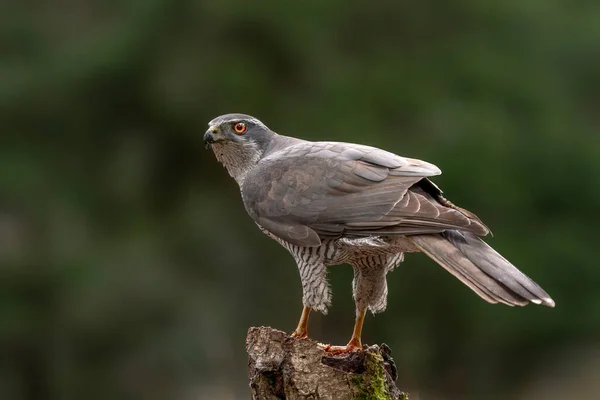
[2,1,600,399]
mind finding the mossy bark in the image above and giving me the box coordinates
[246,326,408,400]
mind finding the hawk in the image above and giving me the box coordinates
[204,113,554,353]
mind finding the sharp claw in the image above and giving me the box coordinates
[321,338,362,354]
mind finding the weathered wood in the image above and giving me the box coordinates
[246,326,408,400]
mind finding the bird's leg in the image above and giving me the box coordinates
[290,306,311,338]
[292,257,329,339]
[323,308,366,354]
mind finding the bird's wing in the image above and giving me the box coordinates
[242,141,488,247]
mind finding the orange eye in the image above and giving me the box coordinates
[233,122,247,134]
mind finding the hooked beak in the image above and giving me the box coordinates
[203,126,219,148]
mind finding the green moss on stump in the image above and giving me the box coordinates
[352,350,408,400]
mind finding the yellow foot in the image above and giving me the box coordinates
[319,339,362,354]
[290,330,308,339]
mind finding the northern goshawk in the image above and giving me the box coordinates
[204,113,554,353]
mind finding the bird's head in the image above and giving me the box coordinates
[204,113,275,185]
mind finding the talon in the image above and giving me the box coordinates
[290,330,307,339]
[323,336,362,354]
[324,344,361,355]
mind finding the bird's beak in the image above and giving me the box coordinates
[203,126,219,148]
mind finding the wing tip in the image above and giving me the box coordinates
[399,159,441,176]
[422,162,442,176]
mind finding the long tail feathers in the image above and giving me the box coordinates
[410,231,555,307]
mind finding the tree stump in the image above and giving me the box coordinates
[246,326,408,400]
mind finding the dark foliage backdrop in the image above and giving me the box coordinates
[1,1,599,399]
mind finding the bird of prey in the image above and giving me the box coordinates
[204,113,555,353]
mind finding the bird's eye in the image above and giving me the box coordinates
[233,122,247,134]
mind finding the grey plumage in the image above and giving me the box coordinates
[205,113,554,347]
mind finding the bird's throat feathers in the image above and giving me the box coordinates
[211,140,262,185]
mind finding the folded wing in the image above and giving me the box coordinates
[243,141,488,246]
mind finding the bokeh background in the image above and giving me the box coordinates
[2,1,600,399]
